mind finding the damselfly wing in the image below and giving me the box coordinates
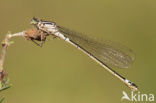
[57,26,135,69]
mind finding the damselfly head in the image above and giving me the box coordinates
[30,17,39,25]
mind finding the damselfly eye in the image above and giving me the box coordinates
[30,17,39,25]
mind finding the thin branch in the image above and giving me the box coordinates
[0,31,26,87]
[0,29,45,87]
[0,29,47,103]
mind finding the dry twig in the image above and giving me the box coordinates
[0,31,26,88]
[0,29,47,89]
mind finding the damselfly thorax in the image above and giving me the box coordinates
[31,18,58,35]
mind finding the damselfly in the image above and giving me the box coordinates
[30,17,138,91]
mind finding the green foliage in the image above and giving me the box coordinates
[0,97,4,103]
[0,85,11,92]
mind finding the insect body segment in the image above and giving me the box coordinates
[25,29,48,47]
[31,17,58,35]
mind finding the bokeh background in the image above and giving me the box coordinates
[0,0,156,103]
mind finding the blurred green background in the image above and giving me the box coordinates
[0,0,156,103]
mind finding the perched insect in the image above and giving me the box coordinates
[25,18,58,47]
[25,29,48,47]
[30,17,138,91]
